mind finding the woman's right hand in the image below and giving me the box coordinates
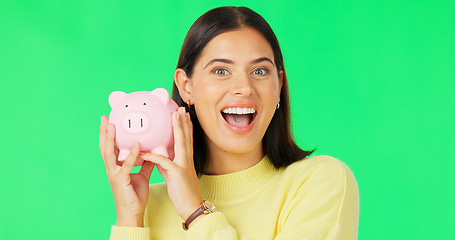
[99,115,155,227]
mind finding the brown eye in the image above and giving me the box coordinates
[213,68,229,76]
[252,68,268,76]
[125,105,128,107]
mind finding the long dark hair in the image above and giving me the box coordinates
[172,6,313,175]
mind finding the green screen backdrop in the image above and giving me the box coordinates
[1,0,454,239]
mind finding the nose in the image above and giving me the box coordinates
[230,73,254,96]
[121,112,150,134]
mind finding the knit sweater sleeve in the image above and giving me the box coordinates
[109,226,150,240]
[275,156,359,240]
[184,212,238,239]
[108,213,236,240]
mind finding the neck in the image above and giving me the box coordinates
[205,142,264,175]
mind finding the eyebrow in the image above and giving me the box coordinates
[251,57,275,66]
[203,59,234,69]
[203,57,275,69]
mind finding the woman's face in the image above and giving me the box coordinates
[187,27,282,157]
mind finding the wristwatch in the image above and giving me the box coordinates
[182,200,217,230]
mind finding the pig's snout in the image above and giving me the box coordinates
[121,112,150,134]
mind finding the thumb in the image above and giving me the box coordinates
[138,161,155,183]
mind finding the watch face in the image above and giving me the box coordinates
[203,201,217,213]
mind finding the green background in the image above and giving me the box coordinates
[1,0,453,239]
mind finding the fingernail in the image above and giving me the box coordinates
[186,112,191,120]
[176,111,180,120]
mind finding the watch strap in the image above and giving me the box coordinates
[182,201,211,230]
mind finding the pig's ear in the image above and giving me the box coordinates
[151,88,171,105]
[108,91,127,108]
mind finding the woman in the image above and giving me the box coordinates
[100,6,359,240]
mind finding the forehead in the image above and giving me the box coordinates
[197,27,275,64]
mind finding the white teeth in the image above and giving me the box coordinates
[221,108,256,114]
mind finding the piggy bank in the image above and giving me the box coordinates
[108,88,179,166]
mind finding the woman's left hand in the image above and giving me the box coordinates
[140,107,203,221]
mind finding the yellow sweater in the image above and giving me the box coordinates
[110,155,359,239]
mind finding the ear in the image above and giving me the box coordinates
[151,88,171,105]
[174,68,192,104]
[108,91,127,108]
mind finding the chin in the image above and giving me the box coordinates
[215,136,262,155]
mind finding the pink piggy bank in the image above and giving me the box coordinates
[108,88,179,166]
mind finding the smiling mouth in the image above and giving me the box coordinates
[221,107,257,128]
